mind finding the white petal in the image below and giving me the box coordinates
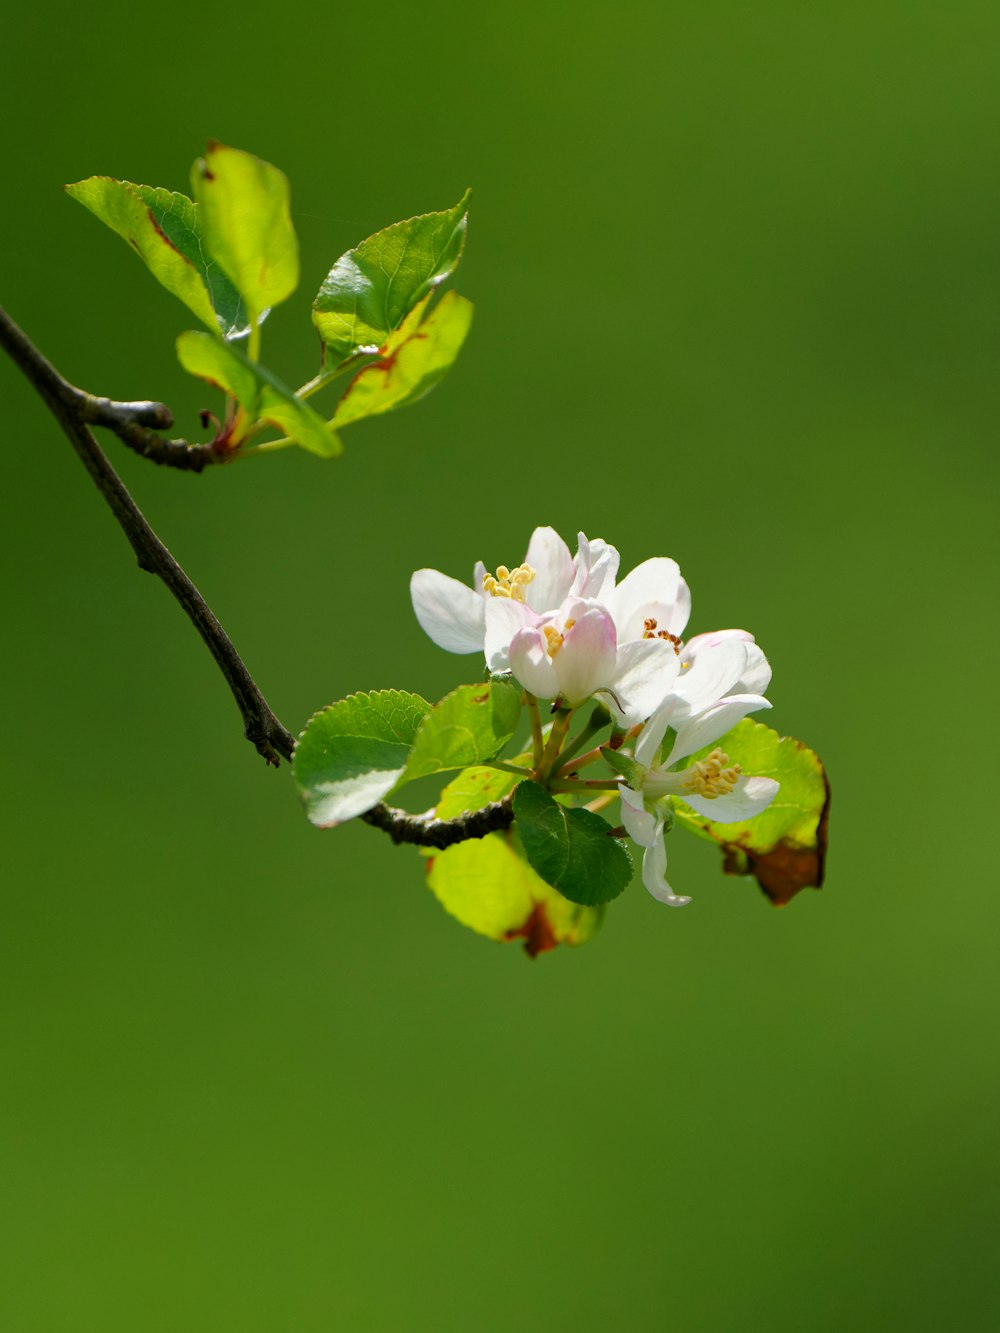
[610,557,690,641]
[635,695,679,768]
[672,638,749,718]
[484,598,539,672]
[683,630,770,695]
[736,642,772,695]
[554,607,618,705]
[472,560,487,598]
[523,526,575,612]
[605,640,682,728]
[572,533,620,601]
[410,569,485,654]
[682,775,780,823]
[619,785,659,847]
[641,832,691,907]
[665,693,772,766]
[509,626,559,698]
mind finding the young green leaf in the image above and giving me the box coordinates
[671,718,831,905]
[293,690,431,828]
[513,781,632,906]
[132,186,250,339]
[399,680,521,787]
[426,767,604,956]
[332,292,473,429]
[312,191,470,365]
[66,177,222,333]
[191,142,299,328]
[176,331,342,457]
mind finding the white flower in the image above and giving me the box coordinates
[503,597,678,721]
[410,525,579,659]
[618,683,779,907]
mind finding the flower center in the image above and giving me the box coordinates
[642,617,682,653]
[543,617,576,659]
[682,748,742,799]
[483,563,535,601]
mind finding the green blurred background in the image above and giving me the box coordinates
[2,1,998,1328]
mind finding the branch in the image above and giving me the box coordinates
[361,796,514,848]
[0,306,292,764]
[0,306,513,851]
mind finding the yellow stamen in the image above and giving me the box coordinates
[543,625,565,658]
[682,748,742,799]
[483,562,535,602]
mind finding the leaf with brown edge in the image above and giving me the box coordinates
[671,719,830,906]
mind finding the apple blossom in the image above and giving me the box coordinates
[618,688,779,906]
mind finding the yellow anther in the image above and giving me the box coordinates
[543,624,565,658]
[682,748,742,799]
[483,562,536,602]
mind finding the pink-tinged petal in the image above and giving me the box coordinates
[605,639,682,728]
[641,832,691,907]
[410,569,485,654]
[610,557,690,641]
[684,628,754,653]
[671,638,749,718]
[554,607,618,705]
[635,696,680,768]
[572,533,620,601]
[509,626,559,699]
[619,785,658,846]
[523,526,575,612]
[483,598,540,672]
[665,693,772,766]
[682,775,779,824]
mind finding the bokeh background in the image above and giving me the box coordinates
[2,2,998,1328]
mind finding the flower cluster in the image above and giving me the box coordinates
[411,527,779,906]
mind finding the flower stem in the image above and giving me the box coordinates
[554,705,610,771]
[525,692,544,768]
[488,760,532,777]
[556,744,607,778]
[547,777,622,793]
[537,708,573,782]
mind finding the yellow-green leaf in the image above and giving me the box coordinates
[176,331,341,458]
[191,142,299,327]
[333,292,473,428]
[672,718,831,905]
[426,768,604,956]
[66,177,220,332]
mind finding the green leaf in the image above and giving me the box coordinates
[399,680,521,787]
[672,718,831,906]
[312,191,470,364]
[175,330,259,407]
[513,781,632,906]
[175,331,342,457]
[66,177,221,333]
[191,142,298,327]
[426,768,604,956]
[292,690,431,828]
[332,292,473,429]
[600,745,645,789]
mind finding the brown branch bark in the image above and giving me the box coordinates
[0,305,506,848]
